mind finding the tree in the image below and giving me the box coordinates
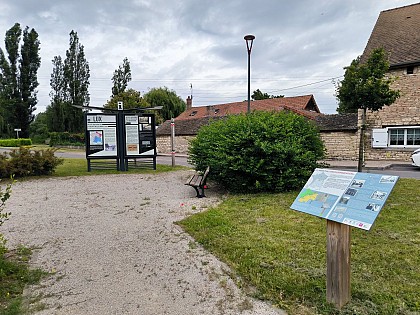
[104,88,149,110]
[251,89,284,100]
[63,30,90,132]
[29,112,49,143]
[336,48,400,171]
[143,87,185,123]
[45,31,90,133]
[0,23,41,138]
[45,56,66,132]
[111,57,131,97]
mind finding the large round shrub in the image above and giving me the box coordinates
[188,111,325,193]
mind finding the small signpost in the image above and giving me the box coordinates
[170,118,175,167]
[290,168,398,308]
[14,128,21,139]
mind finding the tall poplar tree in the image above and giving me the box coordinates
[63,30,90,132]
[0,23,40,138]
[111,57,131,97]
[46,31,90,133]
[46,56,66,132]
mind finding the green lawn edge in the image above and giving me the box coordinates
[178,178,420,315]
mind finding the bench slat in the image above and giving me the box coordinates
[185,166,210,198]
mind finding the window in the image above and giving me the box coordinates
[407,129,420,145]
[189,111,197,117]
[214,109,220,114]
[407,66,414,75]
[388,127,420,147]
[389,129,405,145]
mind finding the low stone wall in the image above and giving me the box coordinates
[158,132,360,160]
[156,135,193,154]
[320,131,358,160]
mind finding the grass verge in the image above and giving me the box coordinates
[178,178,420,315]
[53,158,187,177]
[0,246,48,315]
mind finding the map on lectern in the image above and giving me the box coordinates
[290,168,398,230]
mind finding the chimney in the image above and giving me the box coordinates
[186,96,192,110]
[207,105,214,116]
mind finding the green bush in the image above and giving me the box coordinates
[0,180,13,253]
[188,111,325,193]
[0,147,63,178]
[0,138,32,147]
[49,132,85,146]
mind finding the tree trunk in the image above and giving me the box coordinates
[358,107,366,172]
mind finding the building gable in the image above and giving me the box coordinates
[362,3,420,67]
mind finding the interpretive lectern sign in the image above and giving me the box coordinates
[291,168,399,308]
[291,168,398,230]
[86,114,118,157]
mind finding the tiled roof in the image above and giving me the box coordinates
[362,3,420,67]
[156,95,358,136]
[156,113,358,136]
[315,113,358,131]
[175,95,321,121]
[156,95,323,136]
[156,116,225,136]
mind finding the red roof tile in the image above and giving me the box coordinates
[176,94,321,121]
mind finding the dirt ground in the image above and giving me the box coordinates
[4,170,285,315]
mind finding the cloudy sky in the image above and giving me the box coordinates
[0,0,418,115]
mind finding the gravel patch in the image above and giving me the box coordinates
[4,170,285,315]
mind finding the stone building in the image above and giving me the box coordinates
[363,3,420,161]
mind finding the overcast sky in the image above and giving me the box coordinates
[0,0,418,115]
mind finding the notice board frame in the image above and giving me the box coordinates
[84,111,157,171]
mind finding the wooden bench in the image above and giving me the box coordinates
[185,166,210,198]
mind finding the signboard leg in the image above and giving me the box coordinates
[326,220,351,309]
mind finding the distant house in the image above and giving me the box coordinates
[156,95,323,154]
[362,3,420,160]
[156,95,359,159]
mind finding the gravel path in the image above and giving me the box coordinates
[4,170,285,315]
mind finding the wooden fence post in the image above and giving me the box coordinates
[326,220,351,308]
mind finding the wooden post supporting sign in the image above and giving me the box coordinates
[326,220,351,308]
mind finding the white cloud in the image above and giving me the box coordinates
[0,0,417,114]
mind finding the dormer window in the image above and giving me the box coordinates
[407,66,414,75]
[189,111,197,117]
[214,109,220,114]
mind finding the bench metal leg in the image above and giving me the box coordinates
[193,186,206,198]
[199,186,206,198]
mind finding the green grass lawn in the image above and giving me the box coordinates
[53,158,186,177]
[178,178,420,315]
[0,246,47,314]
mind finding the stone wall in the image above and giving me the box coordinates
[158,132,359,160]
[156,135,193,154]
[320,131,358,160]
[364,66,420,161]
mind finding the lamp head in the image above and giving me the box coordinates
[244,34,255,53]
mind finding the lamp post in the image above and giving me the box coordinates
[244,34,255,113]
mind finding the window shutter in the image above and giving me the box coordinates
[372,128,388,148]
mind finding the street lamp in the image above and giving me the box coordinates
[244,34,255,113]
